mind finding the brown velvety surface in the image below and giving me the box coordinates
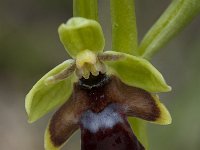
[81,118,144,150]
[105,76,160,121]
[49,87,90,147]
[49,75,160,148]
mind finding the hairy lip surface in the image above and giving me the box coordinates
[48,74,164,150]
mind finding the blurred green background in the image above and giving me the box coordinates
[0,0,200,150]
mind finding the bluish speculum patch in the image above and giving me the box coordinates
[80,104,124,133]
[80,104,144,150]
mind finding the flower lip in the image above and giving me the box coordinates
[78,73,110,90]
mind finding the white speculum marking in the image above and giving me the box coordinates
[80,104,124,133]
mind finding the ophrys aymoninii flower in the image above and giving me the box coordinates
[25,17,172,150]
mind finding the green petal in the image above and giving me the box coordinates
[100,51,171,92]
[25,60,76,123]
[58,17,105,58]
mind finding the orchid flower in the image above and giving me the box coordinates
[25,17,172,150]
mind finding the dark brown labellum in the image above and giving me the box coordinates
[48,73,163,149]
[79,74,145,150]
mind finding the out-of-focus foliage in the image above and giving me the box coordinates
[0,0,200,150]
[138,0,200,59]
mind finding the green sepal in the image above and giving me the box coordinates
[25,60,76,123]
[58,17,105,58]
[101,51,171,92]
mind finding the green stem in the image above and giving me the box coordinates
[73,0,98,20]
[110,0,148,149]
[138,0,200,59]
[110,0,138,55]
